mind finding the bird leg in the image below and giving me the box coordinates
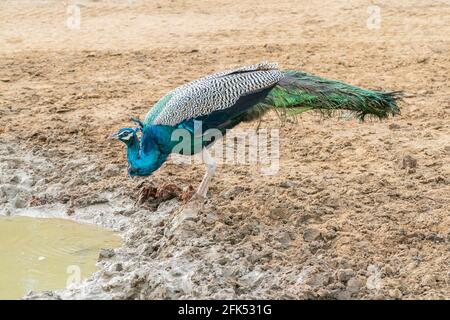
[195,148,216,198]
[171,151,215,219]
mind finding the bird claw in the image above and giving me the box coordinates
[189,192,207,205]
[173,192,206,217]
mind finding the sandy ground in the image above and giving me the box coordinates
[0,0,449,299]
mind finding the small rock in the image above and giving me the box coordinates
[371,293,386,300]
[425,233,445,243]
[217,257,229,265]
[277,231,292,246]
[279,180,298,188]
[66,207,75,216]
[303,227,321,242]
[335,291,351,300]
[388,288,403,299]
[99,248,115,259]
[337,269,355,282]
[416,57,428,64]
[65,124,79,134]
[269,207,288,220]
[388,123,401,130]
[382,265,395,276]
[401,155,417,169]
[10,175,20,183]
[347,276,365,294]
[113,263,123,272]
[13,195,27,208]
[421,274,437,287]
[139,244,157,256]
[219,187,243,200]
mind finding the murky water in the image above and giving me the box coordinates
[0,216,122,300]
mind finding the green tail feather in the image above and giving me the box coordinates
[265,70,402,121]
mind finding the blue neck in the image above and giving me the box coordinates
[126,137,141,165]
[125,136,167,176]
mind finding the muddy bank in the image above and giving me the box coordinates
[1,137,448,300]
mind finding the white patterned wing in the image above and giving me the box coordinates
[152,62,282,126]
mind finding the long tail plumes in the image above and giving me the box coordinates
[265,70,402,121]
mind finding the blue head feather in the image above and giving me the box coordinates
[111,126,169,177]
[111,127,138,144]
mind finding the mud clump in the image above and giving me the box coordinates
[135,182,195,207]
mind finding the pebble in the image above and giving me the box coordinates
[421,274,437,287]
[279,180,298,188]
[401,155,417,169]
[219,186,244,200]
[388,123,401,130]
[99,248,115,259]
[337,269,355,282]
[13,195,27,208]
[268,207,286,220]
[277,231,292,246]
[388,288,403,299]
[113,263,123,272]
[382,265,395,276]
[303,227,321,242]
[346,276,366,294]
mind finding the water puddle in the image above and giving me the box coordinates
[0,216,122,300]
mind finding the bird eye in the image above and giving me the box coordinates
[121,131,129,137]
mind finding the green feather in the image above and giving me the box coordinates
[265,70,402,121]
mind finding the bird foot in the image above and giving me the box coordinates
[172,191,206,218]
[190,192,207,205]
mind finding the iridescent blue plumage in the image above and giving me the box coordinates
[111,62,401,197]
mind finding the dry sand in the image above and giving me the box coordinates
[0,0,449,299]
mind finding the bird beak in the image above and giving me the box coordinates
[109,132,119,140]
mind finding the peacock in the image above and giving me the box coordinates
[110,62,401,198]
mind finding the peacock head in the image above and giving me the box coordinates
[110,124,169,177]
[109,127,140,145]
